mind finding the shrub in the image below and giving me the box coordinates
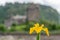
[0,24,6,32]
[56,25,60,30]
[39,19,57,31]
[47,24,56,31]
[12,23,17,27]
[9,27,16,32]
[24,21,35,31]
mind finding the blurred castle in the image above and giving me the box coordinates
[4,15,26,29]
[4,4,40,29]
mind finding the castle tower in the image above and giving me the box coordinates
[27,4,40,22]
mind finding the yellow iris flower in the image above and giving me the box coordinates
[29,23,49,36]
[42,28,49,36]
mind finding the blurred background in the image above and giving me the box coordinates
[0,0,60,40]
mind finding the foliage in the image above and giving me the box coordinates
[39,19,57,31]
[24,21,35,31]
[0,24,7,32]
[9,24,26,32]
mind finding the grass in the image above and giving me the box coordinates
[15,25,26,31]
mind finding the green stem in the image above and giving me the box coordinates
[36,33,40,40]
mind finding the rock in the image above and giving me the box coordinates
[0,35,15,40]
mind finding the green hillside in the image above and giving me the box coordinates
[0,2,59,24]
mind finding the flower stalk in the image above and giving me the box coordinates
[37,33,40,40]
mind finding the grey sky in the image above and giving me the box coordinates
[0,0,60,13]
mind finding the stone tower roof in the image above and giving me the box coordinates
[27,3,40,11]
